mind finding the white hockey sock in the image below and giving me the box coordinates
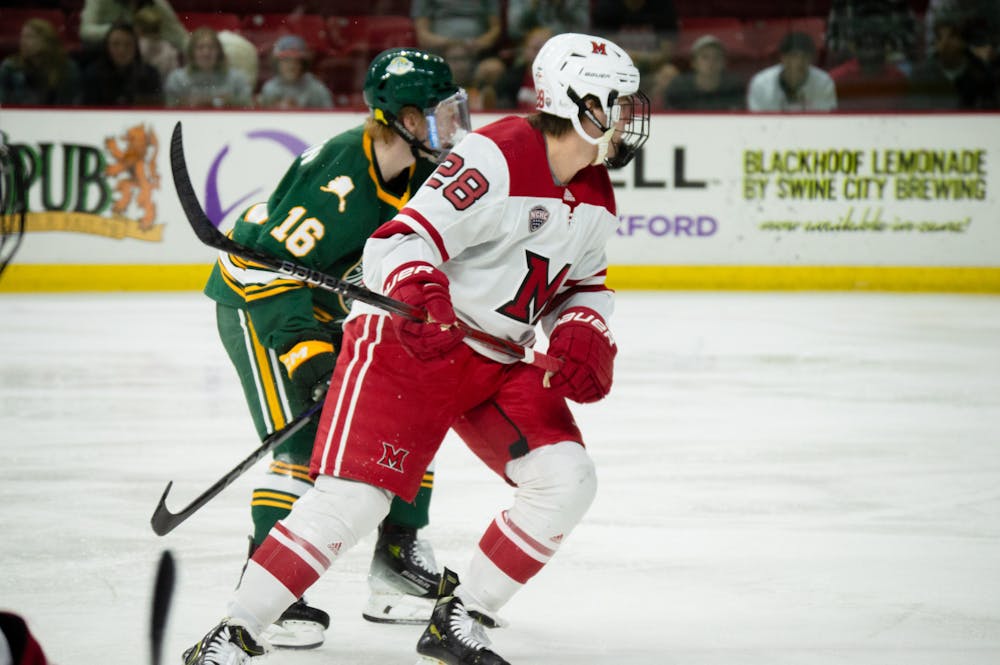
[461,442,597,613]
[228,476,392,633]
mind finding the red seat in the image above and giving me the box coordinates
[185,0,296,11]
[241,13,329,58]
[178,12,242,34]
[744,16,827,62]
[0,8,66,34]
[315,53,369,107]
[327,15,417,58]
[674,0,832,19]
[788,16,827,52]
[677,17,754,61]
[306,0,412,14]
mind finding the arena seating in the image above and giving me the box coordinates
[0,0,935,108]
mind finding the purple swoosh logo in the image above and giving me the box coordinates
[203,130,311,226]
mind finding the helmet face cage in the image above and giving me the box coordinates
[604,90,650,169]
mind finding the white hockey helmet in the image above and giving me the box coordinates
[532,32,650,168]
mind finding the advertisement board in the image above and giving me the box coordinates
[2,109,998,291]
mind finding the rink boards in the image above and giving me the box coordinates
[2,109,998,292]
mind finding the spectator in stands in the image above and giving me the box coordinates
[907,12,997,109]
[442,43,503,110]
[493,25,553,110]
[412,0,505,111]
[506,0,590,43]
[828,15,910,110]
[80,20,162,106]
[664,35,744,111]
[747,32,837,112]
[825,0,919,72]
[79,0,188,53]
[134,5,179,83]
[966,21,998,68]
[925,0,1000,60]
[164,26,252,109]
[0,18,81,106]
[258,35,333,109]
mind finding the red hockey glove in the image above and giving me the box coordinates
[279,338,336,402]
[545,307,617,403]
[386,262,464,360]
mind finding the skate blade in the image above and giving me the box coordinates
[415,657,446,665]
[362,592,433,625]
[260,619,325,650]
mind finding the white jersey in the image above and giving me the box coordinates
[354,116,618,362]
[746,63,837,112]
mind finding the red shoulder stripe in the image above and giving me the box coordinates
[398,207,450,262]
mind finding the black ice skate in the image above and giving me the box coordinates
[182,618,267,665]
[363,521,441,624]
[415,568,510,665]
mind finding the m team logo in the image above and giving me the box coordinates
[528,205,549,232]
[378,442,409,472]
[591,41,607,55]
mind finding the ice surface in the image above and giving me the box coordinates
[1,291,999,664]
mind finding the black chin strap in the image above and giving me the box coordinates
[386,113,443,162]
[567,87,614,134]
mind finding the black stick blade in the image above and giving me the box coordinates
[169,121,218,247]
[150,481,177,536]
[150,550,176,665]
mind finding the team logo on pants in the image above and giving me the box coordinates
[378,442,409,472]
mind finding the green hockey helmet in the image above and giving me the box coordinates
[363,47,470,160]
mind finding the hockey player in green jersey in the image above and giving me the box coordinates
[201,47,471,649]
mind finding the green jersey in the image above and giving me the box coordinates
[204,124,437,353]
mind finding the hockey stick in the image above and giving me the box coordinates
[150,550,175,665]
[150,399,324,536]
[0,137,27,282]
[169,121,559,373]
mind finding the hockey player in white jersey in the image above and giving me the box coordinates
[181,32,649,665]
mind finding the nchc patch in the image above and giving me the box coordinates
[528,205,550,232]
[378,442,409,472]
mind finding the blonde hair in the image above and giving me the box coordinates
[186,26,227,73]
[133,6,164,36]
[18,18,69,89]
[365,106,423,145]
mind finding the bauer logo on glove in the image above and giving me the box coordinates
[544,306,617,404]
[384,262,465,360]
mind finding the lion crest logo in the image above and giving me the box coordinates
[104,124,159,230]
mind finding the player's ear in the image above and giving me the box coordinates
[399,106,424,136]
